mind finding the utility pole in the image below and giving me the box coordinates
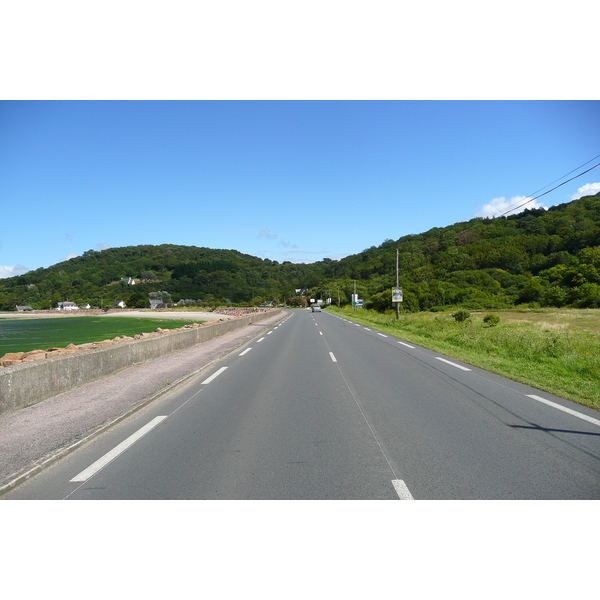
[396,248,400,321]
[353,280,357,312]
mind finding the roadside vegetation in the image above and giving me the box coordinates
[327,306,600,412]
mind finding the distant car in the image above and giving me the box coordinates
[312,305,322,312]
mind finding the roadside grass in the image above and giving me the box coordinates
[327,306,600,411]
[0,316,203,355]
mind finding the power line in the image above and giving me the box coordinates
[524,153,600,199]
[496,159,600,218]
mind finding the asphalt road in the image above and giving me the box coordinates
[5,309,600,499]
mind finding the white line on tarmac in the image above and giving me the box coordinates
[392,479,414,500]
[377,333,388,337]
[257,337,265,343]
[527,395,600,428]
[70,416,167,482]
[329,352,337,363]
[201,366,228,384]
[239,348,252,356]
[398,342,415,348]
[435,357,471,371]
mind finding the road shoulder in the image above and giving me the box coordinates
[0,311,287,496]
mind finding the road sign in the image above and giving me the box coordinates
[392,287,403,303]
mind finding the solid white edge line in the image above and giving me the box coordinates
[392,479,414,500]
[239,348,252,356]
[527,395,600,428]
[329,352,337,362]
[435,357,471,371]
[398,342,415,348]
[70,416,167,482]
[201,366,228,384]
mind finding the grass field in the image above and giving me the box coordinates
[0,316,202,355]
[327,306,600,412]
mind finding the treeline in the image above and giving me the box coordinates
[0,244,318,310]
[1,192,599,312]
[304,192,600,312]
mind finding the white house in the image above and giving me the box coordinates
[111,300,127,308]
[56,302,79,311]
[121,277,136,285]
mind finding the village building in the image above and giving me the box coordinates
[56,302,79,311]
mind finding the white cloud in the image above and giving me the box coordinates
[570,182,600,201]
[96,243,110,251]
[473,196,546,219]
[258,229,278,240]
[0,264,30,279]
[63,252,79,261]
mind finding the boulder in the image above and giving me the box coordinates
[1,352,26,362]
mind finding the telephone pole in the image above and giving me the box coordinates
[396,248,400,320]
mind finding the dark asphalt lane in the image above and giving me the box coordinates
[5,309,600,499]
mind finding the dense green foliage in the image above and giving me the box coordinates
[0,245,318,310]
[1,192,599,311]
[308,192,600,312]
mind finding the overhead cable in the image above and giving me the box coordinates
[496,159,600,218]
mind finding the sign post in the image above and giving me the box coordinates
[393,248,402,320]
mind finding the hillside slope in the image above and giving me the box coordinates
[1,192,599,311]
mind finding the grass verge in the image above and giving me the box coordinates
[327,306,600,412]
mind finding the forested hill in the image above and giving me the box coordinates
[323,191,600,311]
[0,245,319,310]
[1,192,599,311]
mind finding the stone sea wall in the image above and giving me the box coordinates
[0,309,280,416]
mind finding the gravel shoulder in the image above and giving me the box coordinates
[0,311,287,495]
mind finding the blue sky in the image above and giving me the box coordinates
[1,100,599,278]
[1,3,599,279]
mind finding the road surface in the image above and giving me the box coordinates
[5,309,600,499]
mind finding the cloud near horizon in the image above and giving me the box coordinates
[473,196,546,219]
[0,264,30,279]
[570,182,600,201]
[258,229,278,241]
[258,229,298,250]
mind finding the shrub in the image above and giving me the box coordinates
[483,313,500,327]
[452,309,471,322]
